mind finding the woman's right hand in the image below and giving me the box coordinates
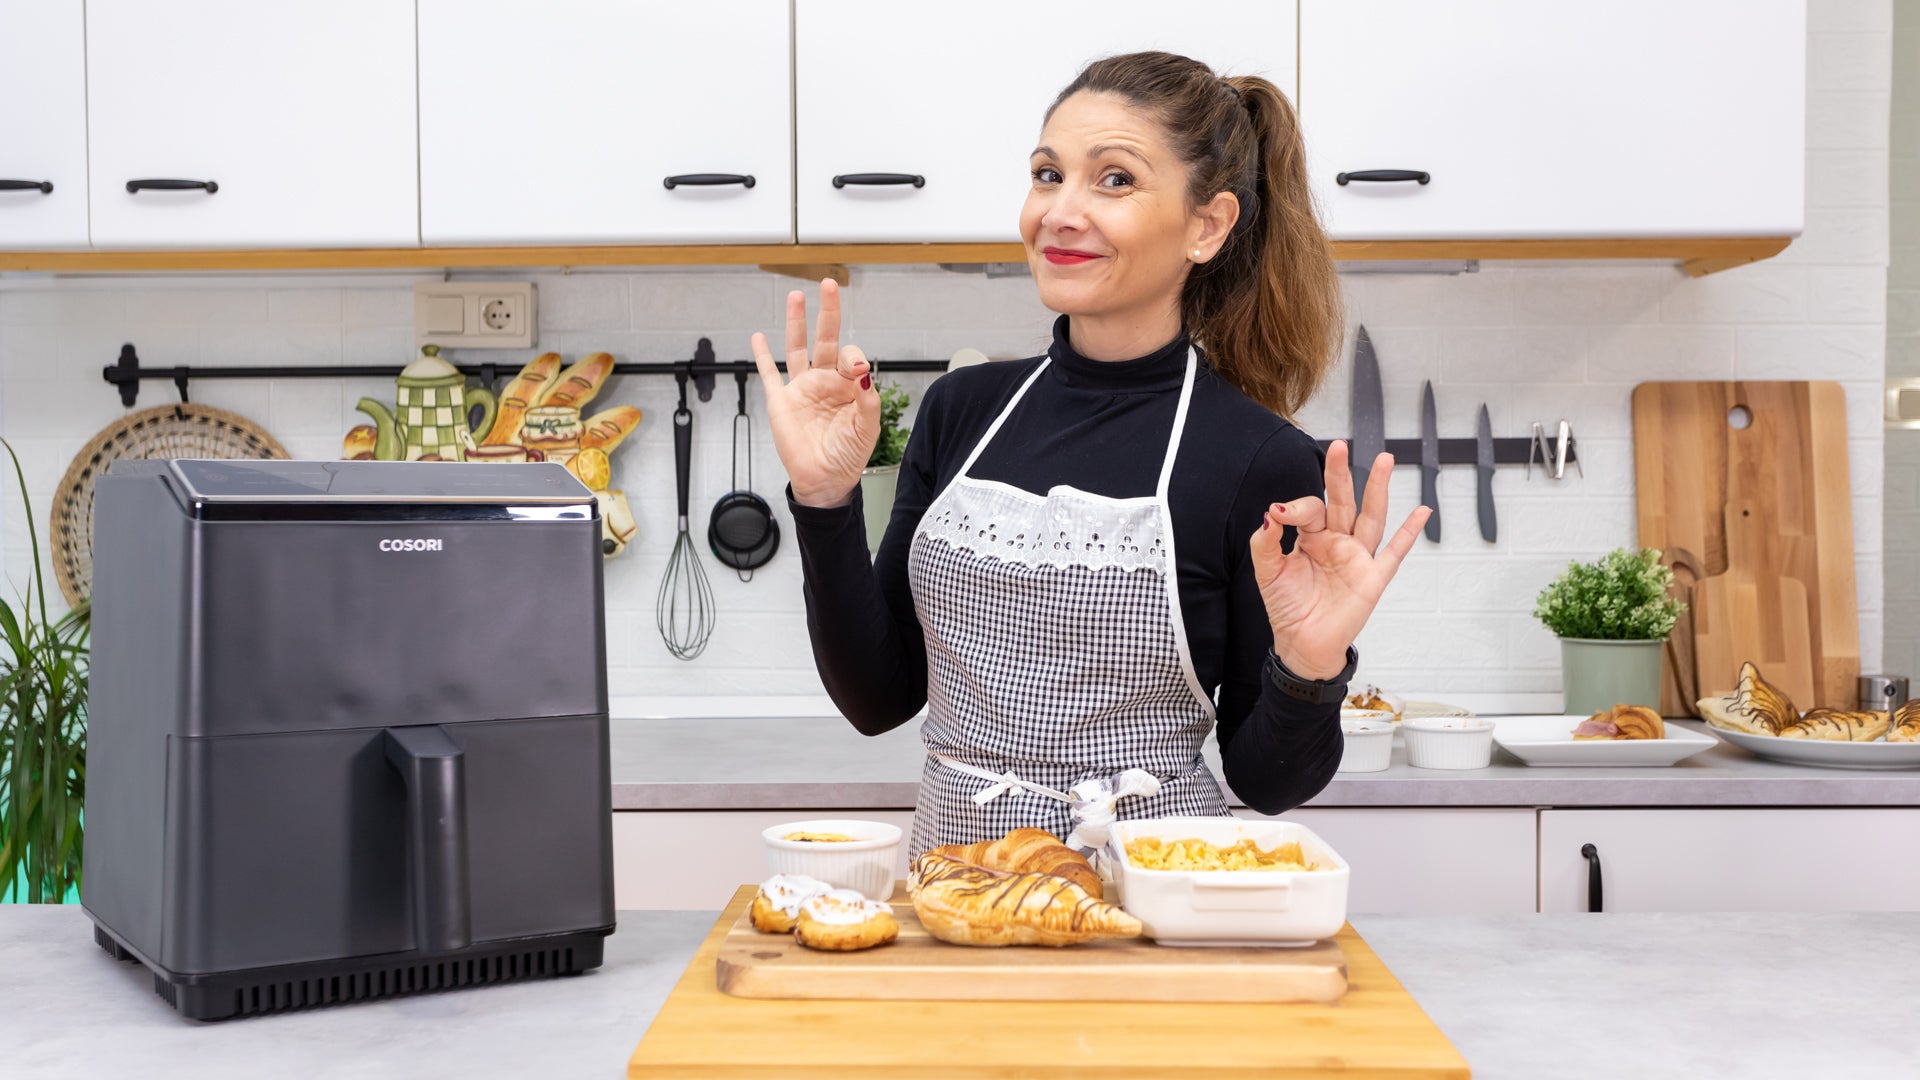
[750,278,881,509]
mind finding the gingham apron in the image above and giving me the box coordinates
[906,347,1231,859]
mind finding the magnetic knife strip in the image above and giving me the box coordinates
[1311,437,1575,467]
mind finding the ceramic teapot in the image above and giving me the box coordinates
[356,345,497,461]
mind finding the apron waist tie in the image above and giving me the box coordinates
[933,754,1164,854]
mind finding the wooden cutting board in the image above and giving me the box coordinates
[1632,381,1859,712]
[628,885,1471,1079]
[716,883,1348,1003]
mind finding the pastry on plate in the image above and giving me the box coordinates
[1779,708,1890,742]
[931,827,1103,898]
[1571,704,1666,741]
[1696,661,1796,736]
[794,889,899,952]
[749,873,834,934]
[1345,684,1403,720]
[908,853,1141,947]
[1892,700,1920,744]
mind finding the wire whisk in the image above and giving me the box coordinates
[657,369,715,660]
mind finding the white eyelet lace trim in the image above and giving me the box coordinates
[915,479,1169,572]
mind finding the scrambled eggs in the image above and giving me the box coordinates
[1124,836,1319,872]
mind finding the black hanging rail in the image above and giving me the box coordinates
[1312,437,1574,468]
[102,339,953,409]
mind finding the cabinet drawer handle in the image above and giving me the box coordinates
[1581,843,1603,913]
[126,178,218,194]
[833,172,925,189]
[0,179,54,194]
[1335,169,1430,186]
[663,173,756,190]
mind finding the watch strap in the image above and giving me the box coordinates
[1264,644,1359,704]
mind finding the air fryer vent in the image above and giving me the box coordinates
[229,945,578,1017]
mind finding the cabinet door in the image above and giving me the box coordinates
[613,811,916,910]
[419,0,792,245]
[1299,0,1804,240]
[796,1,1297,243]
[86,0,418,249]
[0,0,88,249]
[1540,810,1920,914]
[1256,808,1538,914]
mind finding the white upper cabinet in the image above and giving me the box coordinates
[0,0,89,249]
[86,0,418,249]
[1299,0,1805,241]
[795,1,1299,244]
[419,0,793,246]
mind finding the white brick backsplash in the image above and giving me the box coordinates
[633,272,772,331]
[1509,616,1563,671]
[1810,0,1892,34]
[344,325,414,365]
[1811,148,1892,209]
[268,380,345,436]
[1355,616,1507,670]
[202,322,342,368]
[537,273,631,332]
[343,288,413,327]
[1735,325,1884,379]
[1436,557,1569,613]
[1808,91,1893,149]
[1809,267,1889,323]
[268,289,343,323]
[1809,30,1893,92]
[1502,496,1637,554]
[1660,265,1810,324]
[1434,326,1585,384]
[0,289,126,326]
[1511,267,1664,326]
[125,289,265,324]
[1587,324,1737,382]
[1773,209,1891,265]
[1354,269,1513,327]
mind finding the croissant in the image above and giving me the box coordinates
[930,827,1103,898]
[1892,701,1920,744]
[907,853,1140,947]
[1698,662,1796,736]
[1780,708,1890,742]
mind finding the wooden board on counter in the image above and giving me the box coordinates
[715,884,1347,1003]
[1632,381,1859,712]
[628,885,1471,1079]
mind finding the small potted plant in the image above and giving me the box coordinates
[1533,547,1685,715]
[859,381,913,552]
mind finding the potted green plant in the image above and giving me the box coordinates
[859,381,913,552]
[0,440,90,903]
[1533,547,1685,715]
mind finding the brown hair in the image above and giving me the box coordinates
[1044,51,1343,420]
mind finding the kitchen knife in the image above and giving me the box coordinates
[1419,381,1440,541]
[1350,325,1385,506]
[1475,403,1496,542]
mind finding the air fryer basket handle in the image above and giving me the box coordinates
[384,726,473,953]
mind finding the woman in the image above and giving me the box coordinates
[750,51,1430,858]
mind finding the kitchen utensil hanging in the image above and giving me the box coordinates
[658,367,715,661]
[709,371,780,580]
[52,402,289,607]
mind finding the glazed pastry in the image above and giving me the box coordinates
[1697,662,1796,736]
[543,352,616,409]
[1572,704,1666,741]
[483,352,562,445]
[794,889,898,952]
[1780,708,1890,742]
[931,827,1103,898]
[1892,700,1920,743]
[907,853,1141,947]
[749,873,833,934]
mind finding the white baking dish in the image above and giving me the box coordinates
[762,819,902,901]
[1106,817,1350,947]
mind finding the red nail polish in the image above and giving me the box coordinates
[1273,506,1284,517]
[860,374,872,390]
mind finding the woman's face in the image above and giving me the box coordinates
[1021,90,1236,324]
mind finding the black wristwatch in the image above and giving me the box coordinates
[1264,644,1359,704]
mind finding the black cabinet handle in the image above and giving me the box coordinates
[126,178,218,194]
[663,173,756,190]
[1336,169,1430,186]
[0,179,53,194]
[384,725,473,955]
[833,172,925,189]
[1581,843,1603,913]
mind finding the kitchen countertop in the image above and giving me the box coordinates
[609,715,1920,810]
[7,905,1916,1079]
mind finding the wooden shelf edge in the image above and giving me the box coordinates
[0,236,1791,274]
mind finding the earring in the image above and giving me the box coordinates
[1192,248,1202,260]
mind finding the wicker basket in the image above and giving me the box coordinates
[52,404,289,607]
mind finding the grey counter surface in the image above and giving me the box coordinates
[6,906,1916,1079]
[610,715,1920,810]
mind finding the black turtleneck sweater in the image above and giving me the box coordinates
[787,314,1343,815]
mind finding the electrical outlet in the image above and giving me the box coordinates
[414,282,536,349]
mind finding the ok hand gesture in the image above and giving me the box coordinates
[1250,441,1431,679]
[750,278,880,509]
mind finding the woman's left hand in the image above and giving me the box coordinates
[1250,440,1431,679]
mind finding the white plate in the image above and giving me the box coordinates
[1489,715,1719,767]
[1708,725,1920,770]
